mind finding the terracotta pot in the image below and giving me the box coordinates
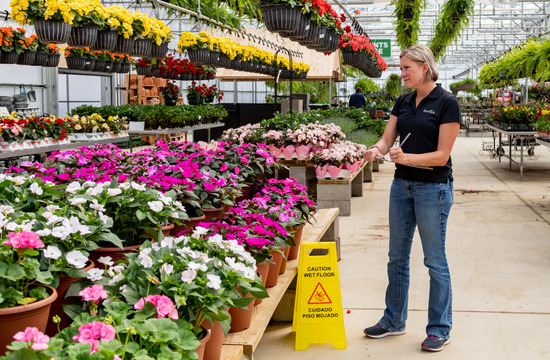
[236,185,253,203]
[170,214,206,237]
[201,207,224,222]
[266,247,285,288]
[222,203,232,213]
[195,328,211,360]
[229,288,254,333]
[288,224,305,260]
[201,312,228,360]
[45,261,95,336]
[0,285,57,354]
[88,244,140,265]
[254,260,270,306]
[278,246,291,275]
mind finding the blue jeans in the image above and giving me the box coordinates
[378,178,453,339]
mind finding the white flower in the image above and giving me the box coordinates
[119,182,131,190]
[13,176,26,185]
[158,193,172,205]
[69,197,87,206]
[107,188,122,196]
[90,199,106,212]
[170,212,179,219]
[98,212,110,225]
[147,201,164,213]
[173,201,186,212]
[107,264,125,277]
[87,268,104,281]
[0,205,14,214]
[243,267,256,280]
[29,182,43,195]
[131,182,146,191]
[47,215,65,225]
[181,269,197,283]
[139,248,152,258]
[43,245,62,259]
[66,250,88,269]
[160,237,174,249]
[35,228,52,237]
[108,273,124,285]
[52,226,71,240]
[98,256,114,267]
[206,274,221,290]
[66,182,82,194]
[41,211,54,220]
[151,243,160,251]
[161,263,173,275]
[188,261,207,272]
[141,256,153,268]
[46,205,60,212]
[86,184,105,196]
[208,234,224,245]
[192,226,208,237]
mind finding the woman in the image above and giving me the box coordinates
[362,45,461,352]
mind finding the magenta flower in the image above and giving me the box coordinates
[2,231,44,249]
[204,182,216,191]
[79,284,108,304]
[13,327,50,350]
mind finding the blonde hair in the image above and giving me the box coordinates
[400,45,439,82]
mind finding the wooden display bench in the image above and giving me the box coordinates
[221,207,340,359]
[316,162,369,217]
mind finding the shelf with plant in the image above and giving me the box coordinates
[338,31,387,78]
[428,0,475,60]
[449,78,477,95]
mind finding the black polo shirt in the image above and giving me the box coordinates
[390,85,461,183]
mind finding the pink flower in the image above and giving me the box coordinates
[13,327,50,350]
[73,321,116,353]
[79,284,108,304]
[2,231,44,249]
[134,295,179,319]
[204,182,216,191]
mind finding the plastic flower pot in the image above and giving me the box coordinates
[34,19,71,44]
[114,35,134,54]
[94,29,118,51]
[314,164,329,178]
[269,144,283,158]
[150,41,169,59]
[187,48,210,64]
[0,51,19,64]
[16,51,36,65]
[68,25,98,47]
[261,4,301,34]
[327,165,343,177]
[282,144,296,158]
[66,56,86,70]
[295,144,312,159]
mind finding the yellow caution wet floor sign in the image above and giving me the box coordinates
[292,242,346,351]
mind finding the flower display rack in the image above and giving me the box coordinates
[222,208,340,358]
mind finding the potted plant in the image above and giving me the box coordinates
[177,32,210,64]
[0,27,25,64]
[159,81,180,106]
[10,0,74,44]
[204,84,224,104]
[93,5,118,51]
[66,0,104,47]
[109,5,135,54]
[63,46,90,70]
[129,12,152,57]
[0,230,57,353]
[16,34,39,65]
[44,44,61,67]
[186,82,206,105]
[149,17,173,59]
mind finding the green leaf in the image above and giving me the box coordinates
[0,262,25,281]
[136,209,146,221]
[97,232,124,248]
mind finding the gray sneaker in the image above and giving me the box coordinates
[421,335,451,352]
[364,323,406,339]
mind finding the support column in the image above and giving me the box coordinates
[289,166,307,187]
[363,161,373,182]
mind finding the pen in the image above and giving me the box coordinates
[400,132,411,147]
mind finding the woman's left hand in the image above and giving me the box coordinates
[388,147,408,164]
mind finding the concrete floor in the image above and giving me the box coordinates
[255,135,550,359]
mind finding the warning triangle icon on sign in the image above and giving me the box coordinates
[307,282,332,305]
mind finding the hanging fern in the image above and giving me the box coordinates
[428,0,475,60]
[391,0,427,50]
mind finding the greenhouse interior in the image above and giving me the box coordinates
[0,0,549,358]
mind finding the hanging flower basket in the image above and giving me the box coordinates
[66,56,87,70]
[0,51,20,64]
[131,38,152,58]
[187,48,210,64]
[119,62,131,73]
[67,24,98,47]
[288,14,311,40]
[342,51,363,67]
[150,41,169,59]
[306,25,327,50]
[32,52,49,66]
[16,51,36,65]
[297,21,320,45]
[114,35,134,54]
[82,58,95,71]
[45,53,60,67]
[104,60,113,72]
[208,51,221,66]
[34,19,72,44]
[94,29,118,51]
[93,59,106,72]
[111,61,122,72]
[261,4,302,34]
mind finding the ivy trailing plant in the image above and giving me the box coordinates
[354,78,381,94]
[391,0,427,50]
[479,38,550,86]
[384,73,405,96]
[428,0,475,60]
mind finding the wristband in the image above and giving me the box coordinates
[368,145,380,151]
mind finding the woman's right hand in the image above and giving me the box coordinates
[363,147,381,162]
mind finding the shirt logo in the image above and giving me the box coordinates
[423,109,436,115]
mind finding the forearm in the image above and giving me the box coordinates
[403,150,450,167]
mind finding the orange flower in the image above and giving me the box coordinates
[16,28,26,33]
[354,10,360,14]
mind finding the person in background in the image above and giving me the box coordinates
[362,45,461,352]
[349,87,367,108]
